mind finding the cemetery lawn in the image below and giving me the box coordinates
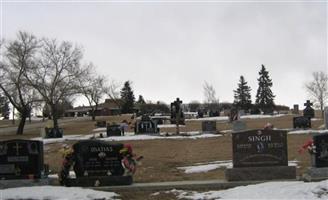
[0,114,323,184]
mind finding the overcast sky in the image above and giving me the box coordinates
[1,1,327,108]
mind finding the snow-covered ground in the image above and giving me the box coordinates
[0,186,119,200]
[32,132,221,144]
[32,128,328,145]
[177,160,299,174]
[158,124,186,128]
[187,114,288,121]
[288,130,328,135]
[156,180,328,199]
[2,180,328,200]
[32,135,83,144]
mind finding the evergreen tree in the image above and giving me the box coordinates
[255,64,275,114]
[233,76,252,111]
[136,95,146,105]
[120,81,135,113]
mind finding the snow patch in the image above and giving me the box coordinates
[288,130,328,135]
[32,135,82,144]
[158,124,186,128]
[178,160,299,174]
[187,114,287,121]
[1,186,119,200]
[168,180,328,199]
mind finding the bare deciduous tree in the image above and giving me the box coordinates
[25,38,85,129]
[0,32,40,135]
[79,63,107,121]
[305,71,328,118]
[105,79,122,108]
[203,81,220,113]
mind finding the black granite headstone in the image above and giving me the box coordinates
[170,98,185,125]
[201,121,217,133]
[135,115,159,134]
[303,100,315,119]
[293,116,311,129]
[312,133,328,168]
[44,128,63,138]
[72,140,125,177]
[0,139,43,179]
[232,129,288,168]
[106,125,122,136]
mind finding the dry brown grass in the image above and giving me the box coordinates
[0,114,324,199]
[0,114,324,183]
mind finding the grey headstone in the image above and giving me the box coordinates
[293,104,299,114]
[201,121,217,133]
[232,120,246,132]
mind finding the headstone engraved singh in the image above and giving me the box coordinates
[232,130,287,167]
[225,129,296,181]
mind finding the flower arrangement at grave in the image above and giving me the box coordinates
[298,139,316,155]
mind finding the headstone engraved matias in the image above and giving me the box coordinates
[0,139,44,180]
[225,129,296,181]
[73,140,124,177]
[66,140,132,186]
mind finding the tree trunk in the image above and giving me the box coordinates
[91,108,96,121]
[92,104,98,121]
[12,108,15,125]
[51,105,59,129]
[16,112,27,135]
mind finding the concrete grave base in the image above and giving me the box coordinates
[65,175,133,187]
[225,166,296,181]
[302,167,328,182]
[0,178,52,189]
